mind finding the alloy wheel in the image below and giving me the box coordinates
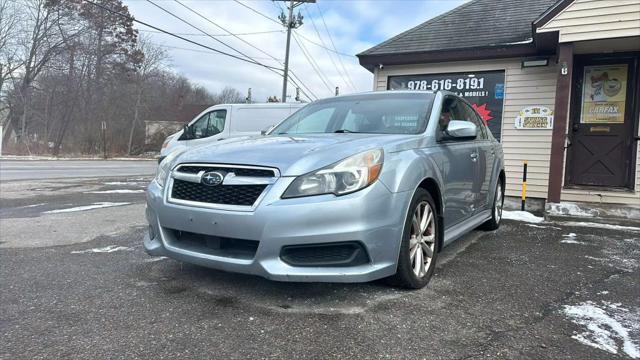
[495,183,503,222]
[409,201,436,278]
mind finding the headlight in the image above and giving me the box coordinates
[282,149,383,198]
[154,150,181,188]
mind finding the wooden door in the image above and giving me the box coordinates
[566,55,639,189]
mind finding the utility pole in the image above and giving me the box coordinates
[276,0,315,103]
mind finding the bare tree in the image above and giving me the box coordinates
[214,86,245,104]
[2,0,70,147]
[127,36,167,155]
[0,0,23,112]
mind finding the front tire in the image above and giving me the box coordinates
[480,180,503,231]
[390,188,439,289]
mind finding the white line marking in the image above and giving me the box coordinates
[43,202,131,214]
[71,245,132,254]
[87,189,144,194]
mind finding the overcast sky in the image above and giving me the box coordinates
[122,0,465,103]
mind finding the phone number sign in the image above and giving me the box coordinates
[387,70,506,140]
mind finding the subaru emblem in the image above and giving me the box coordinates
[201,171,224,186]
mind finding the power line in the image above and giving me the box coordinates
[232,0,331,99]
[145,0,276,66]
[232,0,282,26]
[315,2,357,91]
[139,29,284,37]
[294,31,354,58]
[82,0,282,71]
[144,0,314,102]
[151,43,281,61]
[302,5,354,92]
[292,32,333,95]
[173,0,317,101]
[83,0,314,102]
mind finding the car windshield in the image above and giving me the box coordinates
[271,93,434,135]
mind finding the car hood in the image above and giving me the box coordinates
[174,133,428,176]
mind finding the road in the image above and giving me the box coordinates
[0,159,157,181]
[1,175,639,359]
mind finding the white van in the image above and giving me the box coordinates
[160,103,306,158]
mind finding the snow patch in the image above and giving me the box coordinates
[561,233,587,245]
[501,37,533,45]
[562,301,640,358]
[502,210,545,223]
[548,202,598,218]
[143,256,168,263]
[563,221,640,232]
[525,223,561,230]
[103,181,145,186]
[87,189,144,194]
[43,202,130,214]
[71,245,132,254]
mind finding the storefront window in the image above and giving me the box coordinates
[387,70,505,140]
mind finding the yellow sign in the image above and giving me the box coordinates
[515,106,554,129]
[581,64,627,124]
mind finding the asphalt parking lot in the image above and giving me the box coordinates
[1,162,639,359]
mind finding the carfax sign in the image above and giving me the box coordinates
[387,70,505,140]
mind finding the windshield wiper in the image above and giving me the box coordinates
[334,129,359,133]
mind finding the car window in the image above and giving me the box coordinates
[271,93,434,135]
[207,110,226,136]
[285,107,335,133]
[190,113,210,139]
[439,97,472,128]
[461,103,488,140]
[189,110,226,139]
[438,97,479,141]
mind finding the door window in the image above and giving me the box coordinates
[207,110,226,136]
[439,97,478,139]
[580,64,628,124]
[462,103,488,140]
[190,110,226,139]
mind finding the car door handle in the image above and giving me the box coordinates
[470,152,478,161]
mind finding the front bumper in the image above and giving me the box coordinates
[144,177,411,282]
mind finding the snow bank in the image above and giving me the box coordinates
[548,202,598,218]
[562,301,640,358]
[44,202,130,214]
[502,210,545,223]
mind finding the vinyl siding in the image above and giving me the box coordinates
[538,0,640,43]
[374,58,557,199]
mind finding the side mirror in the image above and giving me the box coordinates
[261,125,274,136]
[444,120,477,140]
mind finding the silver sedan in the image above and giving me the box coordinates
[145,91,505,288]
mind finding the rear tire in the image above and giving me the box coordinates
[480,180,503,231]
[390,188,440,289]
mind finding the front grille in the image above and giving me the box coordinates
[177,165,275,178]
[280,242,370,267]
[171,179,266,206]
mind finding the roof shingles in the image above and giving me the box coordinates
[359,0,559,56]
